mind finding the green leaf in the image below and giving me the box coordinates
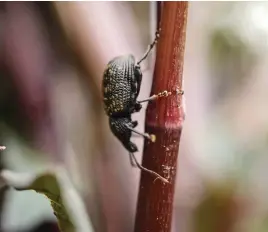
[0,166,94,232]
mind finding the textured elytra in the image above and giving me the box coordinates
[102,54,137,117]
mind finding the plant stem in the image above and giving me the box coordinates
[134,2,188,232]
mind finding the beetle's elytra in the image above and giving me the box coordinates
[103,54,142,118]
[102,29,183,183]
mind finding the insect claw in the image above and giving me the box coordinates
[176,89,184,95]
[150,134,156,142]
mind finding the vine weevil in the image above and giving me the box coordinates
[102,30,183,183]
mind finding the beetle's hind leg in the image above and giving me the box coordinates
[136,30,160,66]
[137,90,171,103]
[129,152,169,183]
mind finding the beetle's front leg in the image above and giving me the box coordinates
[138,89,184,103]
[137,90,171,103]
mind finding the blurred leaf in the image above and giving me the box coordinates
[209,27,257,104]
[193,181,239,232]
[0,167,94,232]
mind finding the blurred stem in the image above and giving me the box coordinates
[45,4,108,232]
[134,2,188,232]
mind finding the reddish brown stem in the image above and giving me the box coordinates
[134,2,188,232]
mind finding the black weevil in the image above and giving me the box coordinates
[102,30,181,183]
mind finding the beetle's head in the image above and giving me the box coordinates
[109,116,138,153]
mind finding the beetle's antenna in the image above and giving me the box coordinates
[136,29,160,66]
[129,152,169,183]
[126,125,156,142]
